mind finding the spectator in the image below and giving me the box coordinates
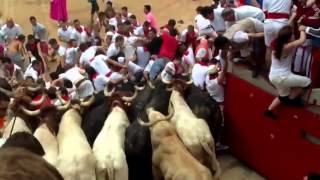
[265,26,311,119]
[144,5,158,30]
[29,16,48,41]
[1,17,22,44]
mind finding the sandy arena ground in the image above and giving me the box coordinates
[0,0,265,179]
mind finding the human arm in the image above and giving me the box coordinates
[284,26,307,51]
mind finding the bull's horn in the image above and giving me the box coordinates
[80,95,95,107]
[57,101,71,111]
[104,85,115,97]
[147,81,155,89]
[0,87,13,97]
[137,117,163,127]
[30,94,46,106]
[20,106,41,116]
[55,91,68,105]
[161,78,173,85]
[121,87,138,102]
[134,85,145,91]
[186,79,193,85]
[27,86,42,92]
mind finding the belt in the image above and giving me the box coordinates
[75,78,86,89]
[266,12,290,20]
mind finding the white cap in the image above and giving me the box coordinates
[233,31,249,43]
[117,57,125,64]
[207,64,220,74]
[106,31,114,36]
[196,48,207,59]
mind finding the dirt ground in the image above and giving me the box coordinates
[0,0,264,179]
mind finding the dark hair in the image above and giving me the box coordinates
[169,29,178,37]
[143,21,151,27]
[221,8,234,18]
[48,38,58,45]
[62,79,73,89]
[108,25,116,31]
[73,19,80,24]
[84,65,97,80]
[1,57,12,64]
[27,34,35,41]
[115,35,124,42]
[275,26,293,59]
[17,34,25,41]
[2,132,45,156]
[49,72,59,81]
[31,59,41,66]
[214,36,230,50]
[168,19,176,26]
[106,1,113,6]
[79,43,89,52]
[46,87,57,99]
[200,6,213,18]
[196,6,203,13]
[29,16,36,21]
[122,6,128,11]
[129,14,136,19]
[95,49,105,56]
[144,5,151,12]
[123,20,131,26]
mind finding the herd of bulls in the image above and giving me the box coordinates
[0,78,223,180]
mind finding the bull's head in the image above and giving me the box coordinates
[138,102,174,127]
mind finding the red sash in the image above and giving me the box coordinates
[197,61,208,66]
[266,12,290,19]
[105,71,113,77]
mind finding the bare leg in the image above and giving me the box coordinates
[265,47,272,69]
[268,97,281,111]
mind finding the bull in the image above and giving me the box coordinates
[169,89,221,179]
[56,95,97,180]
[93,85,140,180]
[125,80,170,180]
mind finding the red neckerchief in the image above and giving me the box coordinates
[76,27,83,33]
[184,50,189,56]
[143,28,150,36]
[92,72,98,80]
[89,56,95,63]
[209,73,219,80]
[143,46,149,52]
[62,95,70,101]
[197,61,208,66]
[105,71,113,77]
[84,27,92,37]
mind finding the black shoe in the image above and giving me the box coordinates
[264,110,277,120]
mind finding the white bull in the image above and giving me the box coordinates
[139,108,214,180]
[56,98,96,180]
[93,105,129,180]
[34,123,59,166]
[2,116,32,139]
[169,89,221,179]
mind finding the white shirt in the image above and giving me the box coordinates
[65,47,78,65]
[93,75,109,92]
[58,26,73,42]
[180,29,199,43]
[195,14,212,31]
[226,6,265,28]
[57,45,67,57]
[263,0,292,15]
[269,52,293,77]
[70,26,87,45]
[90,54,111,75]
[1,24,22,42]
[136,46,150,68]
[133,26,145,37]
[192,63,209,90]
[59,67,84,85]
[32,23,47,40]
[79,46,98,66]
[212,8,226,32]
[144,59,154,73]
[24,64,39,81]
[205,74,224,103]
[107,43,120,58]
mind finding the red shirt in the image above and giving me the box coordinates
[158,31,179,60]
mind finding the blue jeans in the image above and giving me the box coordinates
[149,58,169,80]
